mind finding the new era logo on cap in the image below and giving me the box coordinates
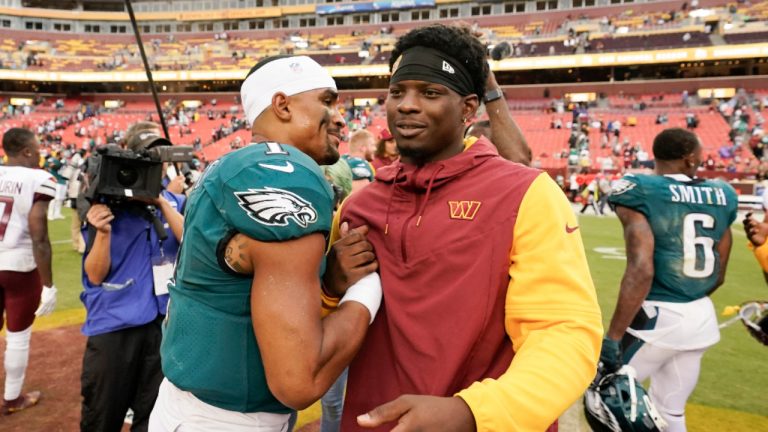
[442,60,455,74]
[289,62,303,74]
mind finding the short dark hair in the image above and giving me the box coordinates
[652,128,700,161]
[2,127,35,157]
[389,24,488,100]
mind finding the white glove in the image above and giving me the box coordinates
[35,285,57,317]
[339,273,382,324]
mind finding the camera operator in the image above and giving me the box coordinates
[79,122,185,432]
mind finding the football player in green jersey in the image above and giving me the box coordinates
[342,129,376,196]
[150,55,381,431]
[602,128,737,432]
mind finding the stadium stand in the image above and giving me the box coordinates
[1,0,767,177]
[3,0,768,72]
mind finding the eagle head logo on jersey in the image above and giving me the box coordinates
[235,187,318,228]
[610,178,637,196]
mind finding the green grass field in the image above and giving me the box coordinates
[39,210,768,430]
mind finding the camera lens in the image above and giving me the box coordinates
[116,166,139,187]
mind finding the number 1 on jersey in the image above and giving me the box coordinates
[264,142,288,155]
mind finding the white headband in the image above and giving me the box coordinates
[240,56,337,126]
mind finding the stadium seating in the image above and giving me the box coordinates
[4,91,757,173]
[3,1,767,72]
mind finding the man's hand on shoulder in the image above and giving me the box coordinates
[86,204,114,234]
[323,222,378,297]
[357,395,476,432]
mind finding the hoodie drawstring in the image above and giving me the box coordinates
[384,164,403,235]
[415,165,443,227]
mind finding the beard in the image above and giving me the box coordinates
[397,145,431,165]
[317,141,340,166]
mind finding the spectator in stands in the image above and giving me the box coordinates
[686,112,700,129]
[372,128,398,169]
[612,119,622,138]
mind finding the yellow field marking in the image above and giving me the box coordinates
[0,308,85,336]
[687,403,768,431]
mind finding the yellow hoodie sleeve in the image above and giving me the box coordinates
[457,173,603,431]
[321,201,344,316]
[748,241,768,273]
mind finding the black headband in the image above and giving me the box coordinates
[390,46,475,97]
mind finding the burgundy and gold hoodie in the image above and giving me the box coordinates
[329,137,602,431]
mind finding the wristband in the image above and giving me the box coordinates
[483,87,504,103]
[338,272,382,325]
[749,241,768,273]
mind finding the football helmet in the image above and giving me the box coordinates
[584,365,668,432]
[739,301,768,346]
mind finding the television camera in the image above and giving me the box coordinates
[80,142,194,204]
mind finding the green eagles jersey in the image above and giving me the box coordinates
[161,142,333,413]
[341,154,374,182]
[608,173,737,303]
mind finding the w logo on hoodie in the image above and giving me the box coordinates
[448,201,481,220]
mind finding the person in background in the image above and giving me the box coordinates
[323,159,354,211]
[0,128,58,415]
[65,148,87,254]
[79,123,185,432]
[371,129,398,170]
[602,128,737,432]
[579,178,601,215]
[43,150,66,220]
[316,156,357,432]
[342,129,376,194]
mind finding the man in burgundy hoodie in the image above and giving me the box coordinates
[323,25,603,431]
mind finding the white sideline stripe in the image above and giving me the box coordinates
[52,239,74,245]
